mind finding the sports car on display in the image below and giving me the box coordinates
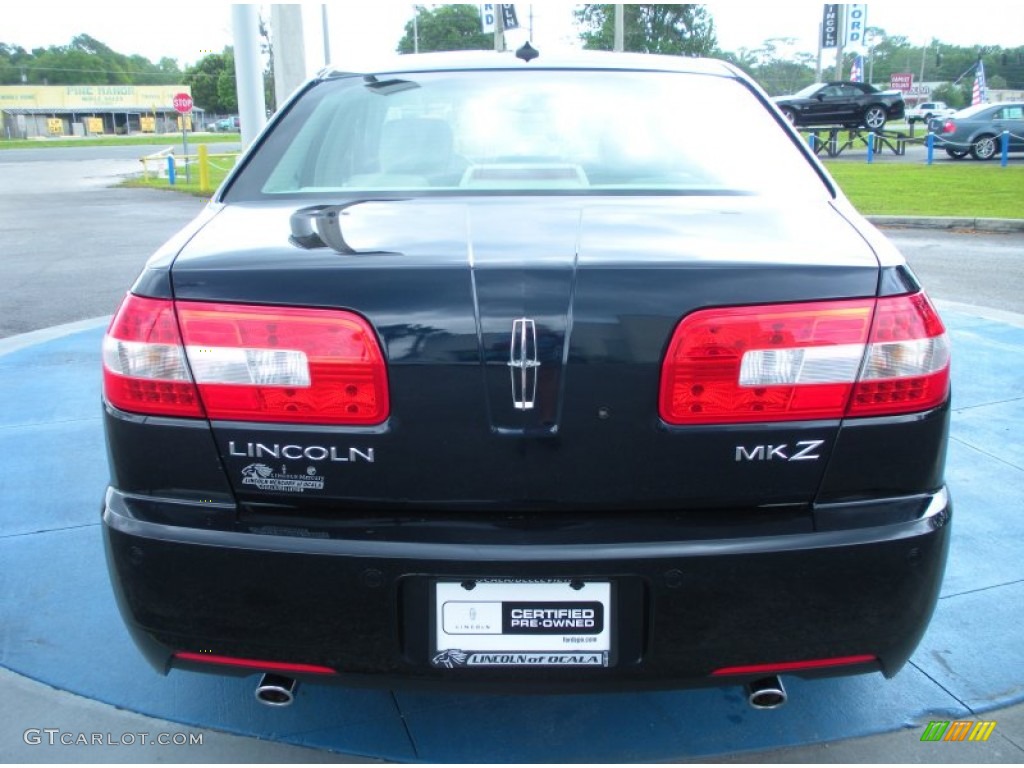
[774,81,906,130]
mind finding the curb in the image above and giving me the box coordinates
[867,215,1024,233]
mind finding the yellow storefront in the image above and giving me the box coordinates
[0,84,197,139]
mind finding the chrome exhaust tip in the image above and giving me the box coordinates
[746,675,787,710]
[255,673,298,707]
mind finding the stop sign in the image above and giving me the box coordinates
[172,92,193,113]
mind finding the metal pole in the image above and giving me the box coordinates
[833,5,845,81]
[614,4,624,52]
[494,6,504,52]
[232,4,268,150]
[413,13,419,54]
[182,118,190,184]
[816,23,824,82]
[321,5,331,65]
[271,4,306,109]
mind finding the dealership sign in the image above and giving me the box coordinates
[821,4,839,48]
[890,73,914,92]
[845,4,867,47]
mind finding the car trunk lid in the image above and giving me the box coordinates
[169,196,880,512]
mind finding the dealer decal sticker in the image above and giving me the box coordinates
[240,463,324,493]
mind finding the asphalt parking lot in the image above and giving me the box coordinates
[1,145,1023,762]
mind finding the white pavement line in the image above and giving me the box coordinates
[0,317,110,358]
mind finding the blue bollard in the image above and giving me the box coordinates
[1002,131,1010,167]
[866,132,875,163]
[926,132,934,165]
[167,155,176,185]
[807,133,816,152]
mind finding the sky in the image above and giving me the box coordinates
[3,2,1023,73]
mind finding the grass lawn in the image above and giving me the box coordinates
[824,163,1024,218]
[0,133,241,150]
[122,151,1024,219]
[121,155,237,197]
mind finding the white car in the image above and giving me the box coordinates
[906,101,956,124]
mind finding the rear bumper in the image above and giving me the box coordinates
[103,486,951,693]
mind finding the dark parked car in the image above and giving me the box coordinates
[774,81,906,130]
[928,102,1024,160]
[102,50,951,709]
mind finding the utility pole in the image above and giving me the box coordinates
[494,6,504,52]
[232,4,267,149]
[816,22,824,82]
[614,4,624,52]
[321,5,331,65]
[270,4,306,110]
[833,5,845,81]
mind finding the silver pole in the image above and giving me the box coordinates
[322,5,331,65]
[833,5,845,81]
[232,4,268,149]
[816,22,823,82]
[614,4,624,52]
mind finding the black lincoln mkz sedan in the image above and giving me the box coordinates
[102,50,951,709]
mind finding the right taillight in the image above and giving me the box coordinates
[941,120,956,134]
[103,294,389,425]
[846,293,950,417]
[659,293,950,425]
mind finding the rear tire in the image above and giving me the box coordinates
[945,148,968,160]
[970,135,998,160]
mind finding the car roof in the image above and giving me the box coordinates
[956,101,1024,117]
[319,49,739,80]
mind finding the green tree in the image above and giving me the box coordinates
[0,35,182,86]
[930,82,969,109]
[576,4,717,57]
[396,5,490,54]
[185,48,234,112]
[216,50,238,113]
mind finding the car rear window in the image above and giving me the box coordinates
[225,69,828,200]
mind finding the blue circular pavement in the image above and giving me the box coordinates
[1,305,1022,761]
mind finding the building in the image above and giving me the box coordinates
[0,84,200,139]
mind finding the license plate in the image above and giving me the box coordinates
[432,580,612,668]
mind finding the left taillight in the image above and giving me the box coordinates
[103,295,389,425]
[103,295,204,418]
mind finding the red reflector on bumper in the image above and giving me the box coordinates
[711,654,877,676]
[173,651,336,675]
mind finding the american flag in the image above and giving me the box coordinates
[972,60,988,105]
[850,55,864,83]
